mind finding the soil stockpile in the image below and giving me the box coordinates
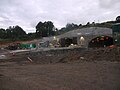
[1,47,119,64]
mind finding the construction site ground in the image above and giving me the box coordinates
[0,47,120,90]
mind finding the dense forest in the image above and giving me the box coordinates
[0,16,120,42]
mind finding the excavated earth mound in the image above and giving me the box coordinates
[0,47,120,65]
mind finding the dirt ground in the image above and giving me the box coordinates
[0,47,120,90]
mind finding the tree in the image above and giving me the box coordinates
[27,33,36,39]
[44,21,55,36]
[66,23,78,30]
[86,22,90,26]
[12,25,26,39]
[116,16,120,23]
[6,25,26,40]
[58,23,79,34]
[79,24,82,27]
[64,23,79,32]
[0,28,6,39]
[36,21,55,37]
[6,27,12,39]
[36,21,44,38]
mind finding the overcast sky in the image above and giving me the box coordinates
[0,0,120,33]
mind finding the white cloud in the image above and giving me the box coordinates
[99,0,120,8]
[0,0,120,33]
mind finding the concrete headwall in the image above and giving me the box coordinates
[57,27,113,48]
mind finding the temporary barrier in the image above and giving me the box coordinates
[20,43,36,49]
[112,23,120,46]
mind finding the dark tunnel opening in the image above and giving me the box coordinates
[59,37,77,47]
[88,36,113,48]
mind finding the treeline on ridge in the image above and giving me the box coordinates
[0,16,120,41]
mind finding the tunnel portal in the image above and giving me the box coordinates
[88,36,113,48]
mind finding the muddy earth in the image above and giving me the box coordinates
[0,47,120,90]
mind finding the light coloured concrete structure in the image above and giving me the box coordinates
[56,27,113,48]
[35,27,113,48]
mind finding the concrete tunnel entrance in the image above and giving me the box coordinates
[59,37,77,47]
[88,36,113,48]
